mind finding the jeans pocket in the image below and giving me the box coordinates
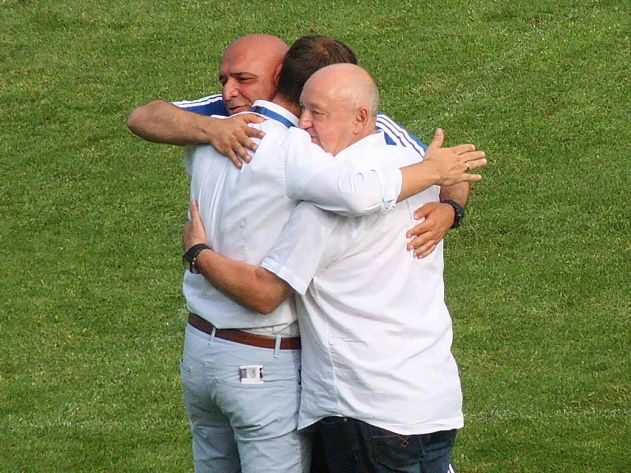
[368,424,423,470]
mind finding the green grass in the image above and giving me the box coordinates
[1,1,629,471]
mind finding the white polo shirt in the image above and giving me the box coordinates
[184,100,406,335]
[261,132,464,434]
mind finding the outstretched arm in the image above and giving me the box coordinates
[127,99,264,167]
[283,128,486,217]
[183,200,293,314]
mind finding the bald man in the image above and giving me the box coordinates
[127,34,284,149]
[183,64,474,473]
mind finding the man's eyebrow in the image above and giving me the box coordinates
[218,72,255,84]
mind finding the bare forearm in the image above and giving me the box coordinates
[439,182,470,206]
[195,250,292,314]
[397,161,440,202]
[127,100,216,145]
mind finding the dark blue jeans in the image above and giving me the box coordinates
[317,417,457,473]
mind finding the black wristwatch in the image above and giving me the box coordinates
[183,243,210,274]
[441,199,465,229]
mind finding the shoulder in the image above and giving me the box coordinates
[364,132,421,167]
[376,113,427,156]
[285,126,312,142]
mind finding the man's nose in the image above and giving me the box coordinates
[223,78,240,98]
[299,111,311,129]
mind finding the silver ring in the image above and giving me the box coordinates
[465,162,470,171]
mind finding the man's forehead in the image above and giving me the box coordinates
[299,93,319,108]
[220,51,268,75]
[301,82,331,106]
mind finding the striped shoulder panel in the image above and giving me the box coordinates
[376,113,427,157]
[172,94,228,117]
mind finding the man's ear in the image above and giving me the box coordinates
[273,63,283,88]
[353,106,370,134]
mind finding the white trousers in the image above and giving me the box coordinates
[180,324,311,473]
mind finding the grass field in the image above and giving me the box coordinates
[1,1,629,471]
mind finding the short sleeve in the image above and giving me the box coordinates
[261,202,339,294]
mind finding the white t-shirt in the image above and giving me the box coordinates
[261,132,464,434]
[184,100,406,335]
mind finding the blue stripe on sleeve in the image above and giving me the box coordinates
[172,94,229,117]
[376,113,428,156]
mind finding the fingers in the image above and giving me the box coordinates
[461,150,486,163]
[464,157,487,171]
[240,113,266,125]
[426,128,445,152]
[406,230,437,257]
[189,200,200,219]
[406,220,430,240]
[237,114,265,145]
[239,136,258,154]
[244,125,265,140]
[461,151,487,176]
[227,149,243,169]
[227,136,254,168]
[414,241,437,259]
[450,143,476,154]
[412,202,437,221]
[190,200,205,227]
[451,173,483,183]
[232,140,251,164]
[234,129,262,163]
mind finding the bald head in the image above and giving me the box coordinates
[223,34,289,64]
[219,35,289,114]
[299,64,380,155]
[309,64,379,118]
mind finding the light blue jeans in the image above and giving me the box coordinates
[180,324,311,473]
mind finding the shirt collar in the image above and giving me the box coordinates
[250,100,299,128]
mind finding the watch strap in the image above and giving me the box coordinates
[441,199,465,229]
[183,243,210,274]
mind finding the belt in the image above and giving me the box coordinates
[187,313,301,350]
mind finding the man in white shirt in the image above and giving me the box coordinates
[183,63,480,473]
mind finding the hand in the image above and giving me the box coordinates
[207,113,265,168]
[406,202,455,258]
[183,200,208,251]
[423,129,487,186]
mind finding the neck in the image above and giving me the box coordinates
[271,94,301,118]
